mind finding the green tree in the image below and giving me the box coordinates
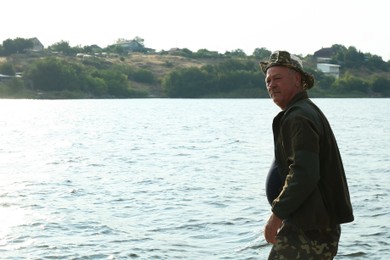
[84,74,107,95]
[1,38,33,55]
[253,48,272,60]
[175,48,193,58]
[92,69,130,97]
[132,68,156,84]
[163,59,264,97]
[104,44,126,55]
[309,69,335,89]
[215,59,257,73]
[163,67,216,97]
[330,44,348,65]
[332,73,368,94]
[0,62,16,75]
[344,46,365,68]
[111,64,155,84]
[24,57,82,91]
[317,75,335,90]
[365,54,388,71]
[217,71,262,92]
[194,49,220,58]
[372,77,390,96]
[225,49,247,58]
[49,41,79,56]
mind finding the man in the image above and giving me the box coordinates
[260,51,354,259]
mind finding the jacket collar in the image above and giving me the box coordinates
[284,91,308,111]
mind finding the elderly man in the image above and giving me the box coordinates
[260,51,354,259]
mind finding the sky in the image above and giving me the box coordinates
[2,0,389,61]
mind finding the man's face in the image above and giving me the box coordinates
[265,66,302,110]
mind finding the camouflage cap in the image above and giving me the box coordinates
[260,50,315,89]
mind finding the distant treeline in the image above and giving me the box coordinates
[0,37,389,98]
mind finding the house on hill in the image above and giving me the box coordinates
[29,37,44,52]
[316,63,341,79]
[89,44,103,53]
[116,39,155,53]
[314,47,340,78]
[314,47,334,58]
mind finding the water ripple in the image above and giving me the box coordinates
[0,98,389,259]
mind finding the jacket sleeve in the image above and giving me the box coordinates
[272,115,321,220]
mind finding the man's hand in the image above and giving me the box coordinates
[264,213,283,244]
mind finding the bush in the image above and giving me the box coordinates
[372,77,390,96]
[24,57,82,91]
[0,62,16,75]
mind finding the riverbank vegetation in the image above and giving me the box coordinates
[0,38,389,98]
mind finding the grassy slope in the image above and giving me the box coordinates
[116,53,224,97]
[2,53,213,98]
[1,53,385,98]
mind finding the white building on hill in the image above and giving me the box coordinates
[316,63,341,79]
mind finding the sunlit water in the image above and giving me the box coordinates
[0,98,389,259]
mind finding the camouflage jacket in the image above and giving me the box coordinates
[271,91,354,230]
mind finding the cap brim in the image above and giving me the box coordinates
[259,62,269,74]
[259,62,314,89]
[302,72,315,89]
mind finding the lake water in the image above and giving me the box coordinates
[0,98,389,259]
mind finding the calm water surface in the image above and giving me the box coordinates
[0,98,389,259]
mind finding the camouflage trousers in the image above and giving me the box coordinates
[268,223,341,260]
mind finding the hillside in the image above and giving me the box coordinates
[1,52,232,99]
[114,53,217,97]
[1,49,389,98]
